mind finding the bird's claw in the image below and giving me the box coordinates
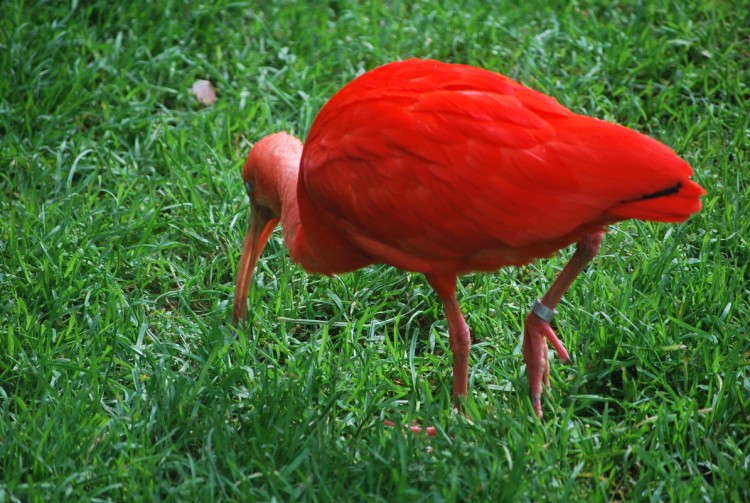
[523,312,571,419]
[531,393,543,420]
[384,419,437,437]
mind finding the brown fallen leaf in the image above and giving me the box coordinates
[191,79,216,105]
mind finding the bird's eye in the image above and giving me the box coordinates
[245,181,253,195]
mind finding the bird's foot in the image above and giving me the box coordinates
[384,419,437,437]
[522,313,572,418]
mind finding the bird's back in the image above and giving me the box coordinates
[298,59,704,276]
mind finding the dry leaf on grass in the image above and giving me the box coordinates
[191,79,216,105]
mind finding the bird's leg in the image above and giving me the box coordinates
[443,296,471,403]
[425,274,471,406]
[524,230,604,418]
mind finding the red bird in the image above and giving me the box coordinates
[233,59,704,418]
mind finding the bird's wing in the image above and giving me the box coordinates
[300,59,701,270]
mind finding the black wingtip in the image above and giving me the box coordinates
[631,182,683,202]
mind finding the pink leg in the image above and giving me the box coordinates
[524,231,604,418]
[443,297,471,401]
[426,274,471,404]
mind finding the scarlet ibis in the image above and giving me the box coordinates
[233,59,704,418]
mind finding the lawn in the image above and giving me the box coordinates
[2,0,748,500]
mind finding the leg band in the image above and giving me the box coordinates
[532,298,556,322]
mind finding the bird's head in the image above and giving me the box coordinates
[232,132,302,325]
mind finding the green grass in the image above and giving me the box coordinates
[2,0,748,500]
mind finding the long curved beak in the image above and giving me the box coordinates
[232,203,280,325]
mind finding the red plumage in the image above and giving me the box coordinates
[233,59,705,419]
[299,59,702,276]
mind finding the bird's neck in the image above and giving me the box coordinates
[278,167,305,264]
[276,150,370,275]
[265,132,370,275]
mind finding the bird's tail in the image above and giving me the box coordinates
[606,178,705,223]
[547,115,706,225]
